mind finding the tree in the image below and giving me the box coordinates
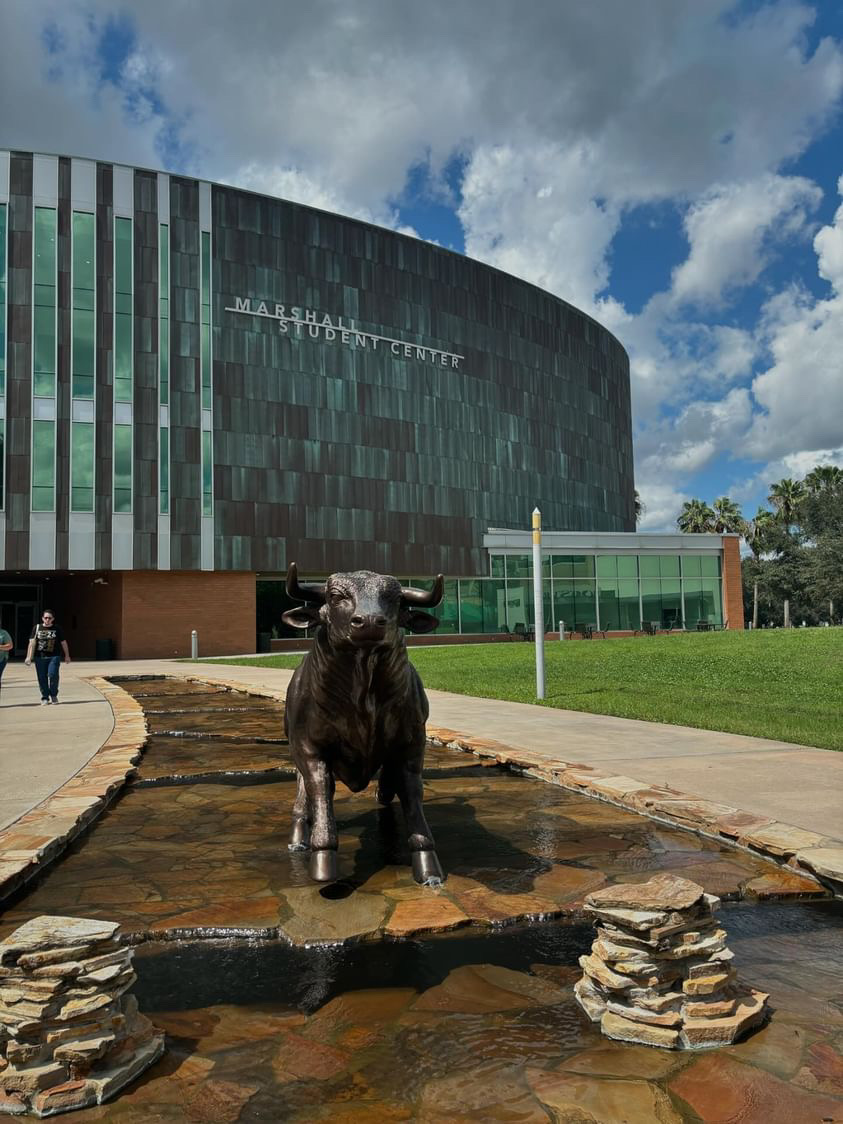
[677,499,715,533]
[804,464,842,494]
[711,496,745,535]
[743,508,777,629]
[768,478,805,528]
[634,489,645,527]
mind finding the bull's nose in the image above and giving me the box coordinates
[351,615,387,629]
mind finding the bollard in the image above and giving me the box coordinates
[532,507,545,700]
[191,629,198,659]
[559,619,565,641]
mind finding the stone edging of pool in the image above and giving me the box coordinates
[0,673,840,911]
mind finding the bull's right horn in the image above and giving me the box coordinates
[401,575,444,608]
[286,562,326,604]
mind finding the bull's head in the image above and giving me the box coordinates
[281,563,444,647]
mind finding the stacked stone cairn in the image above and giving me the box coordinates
[574,873,769,1049]
[0,916,164,1117]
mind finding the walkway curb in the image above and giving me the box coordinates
[423,725,843,899]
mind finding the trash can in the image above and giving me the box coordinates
[95,638,115,661]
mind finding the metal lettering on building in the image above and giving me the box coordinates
[225,297,463,369]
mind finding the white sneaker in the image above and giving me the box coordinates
[51,699,59,705]
[40,699,49,706]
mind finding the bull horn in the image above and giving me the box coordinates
[401,575,445,608]
[286,562,326,604]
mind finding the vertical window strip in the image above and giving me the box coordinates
[202,429,212,516]
[200,229,212,517]
[31,419,55,511]
[71,212,95,398]
[0,202,6,398]
[33,207,57,397]
[71,210,96,514]
[114,217,133,404]
[159,222,169,514]
[0,203,6,510]
[113,424,132,513]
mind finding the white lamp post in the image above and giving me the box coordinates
[532,506,545,700]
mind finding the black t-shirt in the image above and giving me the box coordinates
[30,624,65,657]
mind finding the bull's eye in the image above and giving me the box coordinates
[329,590,347,604]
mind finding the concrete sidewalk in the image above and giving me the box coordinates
[0,662,114,831]
[1,657,841,839]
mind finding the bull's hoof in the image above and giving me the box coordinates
[376,787,395,806]
[310,849,338,882]
[412,850,444,886]
[287,842,309,852]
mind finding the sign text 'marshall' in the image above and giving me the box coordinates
[225,297,464,369]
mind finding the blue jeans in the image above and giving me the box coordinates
[0,659,6,694]
[34,655,61,701]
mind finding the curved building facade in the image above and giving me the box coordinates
[0,148,638,657]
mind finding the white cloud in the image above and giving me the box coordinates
[669,175,821,306]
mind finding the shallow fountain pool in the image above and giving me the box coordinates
[1,677,841,1121]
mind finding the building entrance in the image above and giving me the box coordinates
[0,585,41,658]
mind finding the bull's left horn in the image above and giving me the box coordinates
[286,562,326,604]
[401,575,444,608]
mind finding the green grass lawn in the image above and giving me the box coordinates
[196,629,843,750]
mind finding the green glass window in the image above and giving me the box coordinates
[659,555,680,577]
[159,426,169,514]
[638,555,660,578]
[33,207,57,397]
[0,203,6,396]
[682,555,702,577]
[201,230,211,409]
[684,579,722,627]
[596,555,617,578]
[490,554,505,578]
[506,578,532,632]
[0,419,5,510]
[70,421,94,512]
[551,554,572,579]
[553,579,597,630]
[159,223,169,406]
[507,554,532,579]
[597,577,620,630]
[113,423,132,513]
[114,217,132,403]
[438,579,459,634]
[617,579,640,629]
[202,429,213,516]
[71,212,95,399]
[571,555,595,578]
[700,556,721,577]
[617,555,638,578]
[31,419,55,511]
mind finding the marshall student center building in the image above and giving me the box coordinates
[0,150,743,659]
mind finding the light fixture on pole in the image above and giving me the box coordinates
[532,506,545,700]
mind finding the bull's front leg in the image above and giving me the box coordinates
[394,750,444,886]
[288,770,311,851]
[299,753,338,882]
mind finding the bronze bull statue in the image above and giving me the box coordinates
[281,563,445,885]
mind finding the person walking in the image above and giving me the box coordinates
[0,624,13,702]
[25,610,71,705]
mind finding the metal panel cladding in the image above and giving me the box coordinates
[212,186,635,576]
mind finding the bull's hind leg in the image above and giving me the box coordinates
[376,763,397,805]
[394,755,444,886]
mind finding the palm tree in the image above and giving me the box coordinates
[677,499,716,533]
[804,464,842,494]
[768,478,805,527]
[744,508,777,629]
[711,496,744,534]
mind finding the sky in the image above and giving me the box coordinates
[2,0,842,531]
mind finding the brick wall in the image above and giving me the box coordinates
[120,571,256,658]
[720,535,745,630]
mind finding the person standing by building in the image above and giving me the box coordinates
[0,625,13,702]
[25,611,71,705]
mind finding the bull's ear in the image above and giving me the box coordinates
[281,606,321,630]
[402,609,439,634]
